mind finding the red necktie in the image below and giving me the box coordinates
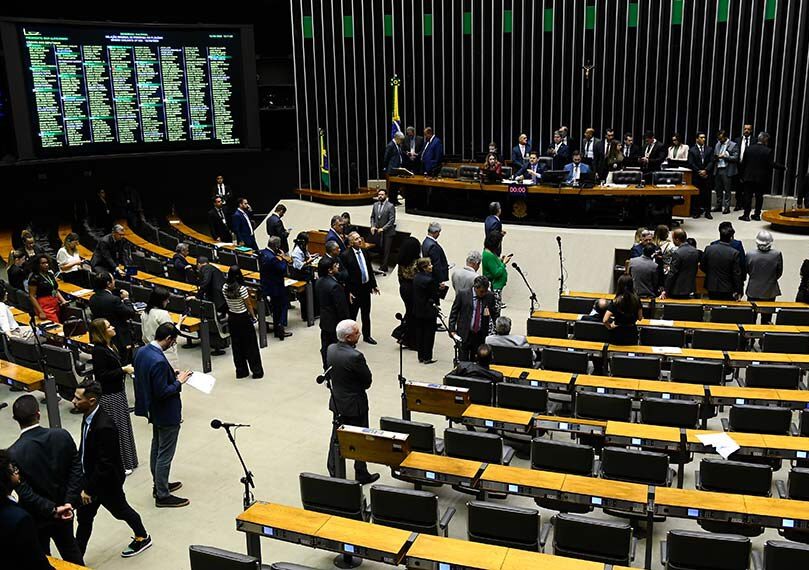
[472,297,482,332]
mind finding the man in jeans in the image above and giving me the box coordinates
[134,323,191,507]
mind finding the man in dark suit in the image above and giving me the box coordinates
[212,174,233,207]
[259,236,291,340]
[325,319,379,483]
[265,204,291,252]
[515,150,545,183]
[547,130,571,170]
[207,196,231,242]
[687,132,716,219]
[195,257,227,315]
[599,128,621,178]
[402,126,424,172]
[9,394,84,565]
[72,381,150,558]
[324,240,348,284]
[231,197,258,251]
[316,257,350,369]
[511,133,532,169]
[340,231,379,344]
[484,202,506,256]
[89,271,138,363]
[733,124,754,211]
[661,229,700,299]
[740,132,784,221]
[420,126,444,176]
[422,222,449,297]
[621,132,641,167]
[0,448,54,570]
[453,344,504,383]
[90,224,126,277]
[326,215,347,253]
[580,128,602,171]
[382,131,405,174]
[449,275,499,362]
[701,225,743,300]
[639,130,666,171]
[369,189,396,273]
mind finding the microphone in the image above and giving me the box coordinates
[511,262,522,271]
[0,402,7,411]
[556,235,562,245]
[316,367,333,385]
[394,313,404,322]
[210,419,250,430]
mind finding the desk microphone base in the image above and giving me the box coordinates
[333,553,362,568]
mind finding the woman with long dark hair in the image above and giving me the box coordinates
[222,265,263,379]
[28,255,65,322]
[395,236,422,349]
[604,274,644,345]
[412,257,439,364]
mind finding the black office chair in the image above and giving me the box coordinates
[8,338,41,370]
[573,320,609,342]
[660,530,751,570]
[662,303,705,322]
[575,392,632,422]
[379,417,443,454]
[761,332,809,354]
[443,428,514,465]
[600,446,672,527]
[130,284,153,304]
[558,297,596,314]
[139,222,160,245]
[188,545,259,570]
[490,345,535,368]
[218,250,238,267]
[369,485,454,536]
[299,472,368,520]
[443,374,493,406]
[775,468,809,544]
[541,347,589,374]
[552,513,635,566]
[609,354,661,380]
[496,383,547,413]
[43,344,87,400]
[669,359,724,385]
[167,293,187,314]
[696,458,772,536]
[761,540,809,568]
[116,280,132,294]
[639,326,686,348]
[640,398,700,429]
[692,329,740,351]
[158,231,179,252]
[711,306,756,324]
[526,318,568,339]
[236,254,259,273]
[724,405,791,435]
[467,501,543,552]
[743,364,802,389]
[143,256,166,277]
[167,264,188,283]
[130,251,146,270]
[196,244,215,261]
[531,439,595,514]
[187,298,230,351]
[776,309,809,326]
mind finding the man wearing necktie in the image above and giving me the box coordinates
[687,132,716,219]
[515,151,543,182]
[339,232,379,344]
[564,151,591,184]
[580,128,601,171]
[733,124,754,211]
[382,131,405,201]
[448,275,499,362]
[622,132,640,167]
[712,130,739,214]
[207,196,231,242]
[369,189,396,273]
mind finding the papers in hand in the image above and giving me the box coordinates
[696,432,740,459]
[186,372,216,394]
[651,346,683,354]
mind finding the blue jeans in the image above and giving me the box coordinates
[150,424,180,499]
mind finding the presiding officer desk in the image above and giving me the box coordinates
[557,292,809,315]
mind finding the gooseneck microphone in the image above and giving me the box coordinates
[210,419,250,430]
[556,235,562,245]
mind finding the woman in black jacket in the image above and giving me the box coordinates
[412,257,440,364]
[395,237,422,349]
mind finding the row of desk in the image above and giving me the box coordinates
[559,291,809,314]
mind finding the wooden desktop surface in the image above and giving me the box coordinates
[638,318,738,332]
[536,415,607,428]
[562,292,809,311]
[48,557,91,570]
[532,310,582,321]
[633,378,706,397]
[527,336,604,351]
[608,345,724,360]
[398,451,482,479]
[743,495,809,521]
[605,421,682,443]
[502,549,606,570]
[654,487,746,513]
[490,365,573,385]
[0,359,45,391]
[133,270,197,293]
[776,389,809,404]
[574,375,639,392]
[742,324,803,335]
[761,434,809,453]
[480,464,566,490]
[462,404,534,428]
[314,516,412,556]
[236,502,330,536]
[561,473,648,504]
[709,385,784,402]
[406,534,507,569]
[726,351,796,364]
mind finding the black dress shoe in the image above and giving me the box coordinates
[211,349,226,356]
[705,212,713,220]
[738,215,750,222]
[421,359,437,365]
[356,473,380,485]
[711,207,722,212]
[734,206,743,211]
[722,208,731,215]
[691,212,702,219]
[751,214,761,221]
[364,337,377,345]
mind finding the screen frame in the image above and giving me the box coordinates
[0,17,260,161]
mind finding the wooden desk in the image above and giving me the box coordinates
[654,487,746,521]
[405,534,507,570]
[398,451,482,486]
[48,557,91,570]
[236,501,330,540]
[709,385,786,407]
[168,217,239,250]
[743,496,809,530]
[0,359,45,391]
[561,474,648,514]
[133,270,197,293]
[608,345,725,361]
[535,415,607,435]
[531,310,582,322]
[634,378,706,399]
[752,300,809,311]
[573,374,639,395]
[314,516,412,565]
[639,318,738,332]
[490,365,573,389]
[461,404,534,432]
[501,549,605,570]
[405,380,470,418]
[726,351,799,366]
[479,464,566,498]
[527,336,605,353]
[761,435,809,460]
[605,421,683,445]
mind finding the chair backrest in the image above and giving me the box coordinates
[218,250,238,267]
[692,329,741,351]
[802,410,809,437]
[370,485,440,535]
[299,472,366,520]
[41,344,75,371]
[130,251,146,269]
[710,306,756,324]
[166,293,187,314]
[14,290,34,314]
[698,458,772,496]
[167,265,187,283]
[744,364,801,389]
[762,333,809,354]
[763,540,809,569]
[640,398,700,429]
[553,513,633,565]
[669,359,724,385]
[490,345,534,368]
[609,354,661,380]
[444,428,503,464]
[639,326,685,348]
[236,254,259,273]
[530,438,594,476]
[541,347,589,373]
[526,318,568,339]
[467,501,540,551]
[8,338,41,369]
[139,222,160,245]
[776,309,809,326]
[495,383,548,413]
[379,417,436,454]
[158,231,179,252]
[143,257,166,277]
[189,545,260,570]
[575,392,632,422]
[788,468,809,501]
[188,298,217,320]
[666,530,751,570]
[728,405,792,435]
[558,297,596,314]
[131,284,153,304]
[600,446,670,486]
[662,303,705,322]
[443,374,493,406]
[573,320,609,342]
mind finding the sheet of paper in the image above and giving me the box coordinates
[214,242,234,247]
[72,288,93,296]
[649,319,675,326]
[186,372,216,395]
[696,432,740,459]
[651,346,683,354]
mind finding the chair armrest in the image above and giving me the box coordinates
[439,507,456,536]
[720,417,729,431]
[790,422,799,436]
[736,375,746,387]
[502,445,515,466]
[775,479,788,499]
[660,540,668,565]
[629,536,638,562]
[751,550,763,570]
[592,459,600,476]
[694,471,701,489]
[539,521,553,550]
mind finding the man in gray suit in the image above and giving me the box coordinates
[451,251,481,294]
[712,130,739,214]
[701,225,743,300]
[485,316,528,348]
[325,319,379,484]
[369,189,396,273]
[628,244,660,298]
[661,229,700,299]
[745,230,783,324]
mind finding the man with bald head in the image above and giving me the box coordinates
[511,133,532,169]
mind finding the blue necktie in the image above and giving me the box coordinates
[356,250,368,284]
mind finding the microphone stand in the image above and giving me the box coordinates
[436,306,460,366]
[28,313,61,428]
[512,264,539,316]
[394,314,410,421]
[318,368,347,479]
[557,238,567,296]
[216,423,258,557]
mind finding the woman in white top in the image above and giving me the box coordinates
[141,286,180,368]
[56,232,86,273]
[666,133,689,160]
[290,232,312,270]
[222,265,263,379]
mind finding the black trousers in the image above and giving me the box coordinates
[320,330,337,369]
[39,520,84,565]
[693,176,713,214]
[267,290,289,333]
[373,231,394,269]
[414,316,437,361]
[348,286,373,338]
[747,297,776,325]
[708,291,736,301]
[327,409,370,479]
[742,181,765,216]
[76,486,147,553]
[459,330,487,362]
[228,311,263,377]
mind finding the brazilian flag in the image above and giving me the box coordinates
[319,128,330,190]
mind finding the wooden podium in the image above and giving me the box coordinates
[404,380,471,418]
[337,425,411,467]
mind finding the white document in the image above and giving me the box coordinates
[696,433,740,459]
[649,319,675,326]
[651,346,683,354]
[72,288,93,297]
[214,242,234,247]
[186,372,216,395]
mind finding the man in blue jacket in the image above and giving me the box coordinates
[134,323,191,508]
[231,197,259,251]
[420,127,444,176]
[259,236,292,340]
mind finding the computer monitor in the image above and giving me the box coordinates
[612,170,643,185]
[653,171,684,185]
[481,169,505,183]
[542,170,568,185]
[577,171,597,188]
[537,156,554,171]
